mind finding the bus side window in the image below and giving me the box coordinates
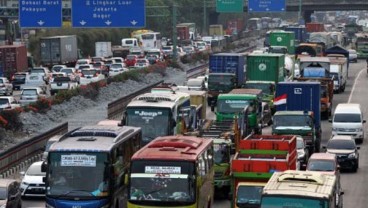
[207,147,214,169]
[198,155,206,176]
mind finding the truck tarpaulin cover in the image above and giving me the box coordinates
[303,67,326,77]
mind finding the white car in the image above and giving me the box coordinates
[0,77,13,96]
[348,49,358,63]
[79,69,105,85]
[75,59,92,70]
[51,65,67,73]
[109,63,127,77]
[134,59,150,68]
[20,161,46,197]
[22,74,47,90]
[19,87,47,106]
[60,68,80,83]
[0,96,20,111]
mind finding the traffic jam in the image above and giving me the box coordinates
[0,11,368,208]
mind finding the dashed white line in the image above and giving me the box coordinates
[348,68,365,103]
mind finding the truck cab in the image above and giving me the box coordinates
[242,81,275,113]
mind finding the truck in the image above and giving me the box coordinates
[284,26,309,45]
[40,35,79,68]
[207,53,245,106]
[95,41,112,58]
[327,55,348,93]
[295,43,324,58]
[272,82,321,153]
[209,24,224,37]
[269,31,296,54]
[230,134,297,208]
[243,53,285,113]
[305,22,325,32]
[215,88,263,134]
[309,32,334,50]
[0,45,28,79]
[176,23,196,41]
[111,45,130,59]
[299,56,331,78]
[325,45,350,76]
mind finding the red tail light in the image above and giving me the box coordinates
[81,73,84,77]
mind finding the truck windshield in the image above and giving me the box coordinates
[208,74,234,91]
[47,152,110,199]
[217,99,250,113]
[126,108,170,144]
[213,143,230,164]
[261,196,328,208]
[330,72,339,81]
[273,115,312,127]
[236,185,263,207]
[129,160,195,206]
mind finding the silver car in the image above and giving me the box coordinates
[19,87,46,106]
[0,77,13,96]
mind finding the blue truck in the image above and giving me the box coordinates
[272,82,321,153]
[207,53,245,105]
[284,26,309,46]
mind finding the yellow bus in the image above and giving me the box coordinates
[127,135,214,208]
[261,170,344,208]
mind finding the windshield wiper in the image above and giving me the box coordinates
[55,190,98,199]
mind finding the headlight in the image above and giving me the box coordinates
[298,151,305,159]
[348,153,357,158]
[357,128,363,132]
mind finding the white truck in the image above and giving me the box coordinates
[50,77,78,95]
[95,42,113,58]
[328,55,348,93]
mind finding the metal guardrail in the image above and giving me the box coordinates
[186,64,208,79]
[107,80,164,120]
[0,122,68,178]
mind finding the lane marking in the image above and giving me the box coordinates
[348,68,365,103]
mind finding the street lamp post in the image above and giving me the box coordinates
[298,0,302,23]
[203,0,206,36]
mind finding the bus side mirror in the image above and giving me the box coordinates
[41,162,47,172]
[42,176,47,183]
[120,111,127,126]
[124,174,129,185]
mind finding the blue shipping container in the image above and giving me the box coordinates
[209,53,245,86]
[275,82,321,129]
[285,26,309,44]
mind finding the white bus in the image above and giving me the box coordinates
[141,32,162,52]
[123,91,190,145]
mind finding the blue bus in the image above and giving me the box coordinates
[42,124,142,208]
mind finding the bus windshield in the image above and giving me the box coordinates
[236,185,263,207]
[217,99,251,113]
[47,152,110,199]
[261,196,328,208]
[129,160,196,206]
[126,108,171,144]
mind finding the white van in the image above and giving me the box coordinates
[330,103,365,143]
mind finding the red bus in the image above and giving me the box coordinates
[127,135,214,208]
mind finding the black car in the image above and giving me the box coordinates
[11,72,27,90]
[0,179,22,208]
[324,135,360,172]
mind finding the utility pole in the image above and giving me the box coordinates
[203,0,206,36]
[172,4,177,60]
[298,0,302,23]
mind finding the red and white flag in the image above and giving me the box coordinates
[274,94,287,105]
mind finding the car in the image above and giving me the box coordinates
[182,46,196,55]
[296,136,309,169]
[0,96,20,111]
[323,135,360,172]
[161,46,173,59]
[22,74,47,90]
[92,61,109,77]
[50,76,78,95]
[0,77,13,96]
[60,68,80,83]
[18,87,47,106]
[307,153,339,174]
[129,46,145,57]
[75,59,92,70]
[49,72,67,83]
[20,161,46,197]
[0,179,21,208]
[29,67,51,84]
[110,57,125,64]
[11,72,28,90]
[79,69,105,85]
[146,49,164,61]
[125,55,138,67]
[348,49,358,63]
[91,56,105,63]
[134,59,150,68]
[77,64,94,71]
[51,65,67,73]
[146,54,160,65]
[109,63,127,77]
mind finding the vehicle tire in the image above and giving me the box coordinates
[267,119,273,126]
[353,165,358,172]
[10,90,13,95]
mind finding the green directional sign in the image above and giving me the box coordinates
[216,0,244,13]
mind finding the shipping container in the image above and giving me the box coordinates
[176,23,196,40]
[269,31,296,54]
[284,26,309,45]
[275,82,321,129]
[209,24,224,36]
[40,35,78,67]
[305,22,325,32]
[95,42,112,58]
[227,18,244,35]
[246,53,285,83]
[0,45,28,79]
[209,53,245,85]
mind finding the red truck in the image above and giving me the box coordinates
[231,134,297,208]
[0,45,28,79]
[305,23,325,32]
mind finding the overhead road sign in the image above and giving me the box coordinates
[216,0,244,13]
[19,0,62,28]
[72,0,145,28]
[248,0,286,12]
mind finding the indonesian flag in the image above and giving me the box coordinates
[274,94,287,105]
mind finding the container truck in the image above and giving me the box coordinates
[243,53,285,113]
[176,23,196,41]
[40,35,78,68]
[272,82,321,153]
[95,41,112,58]
[327,55,348,93]
[0,45,28,79]
[295,43,324,58]
[325,45,350,77]
[209,24,224,37]
[309,32,334,50]
[269,31,295,54]
[284,26,309,45]
[299,56,331,78]
[207,53,245,106]
[230,134,297,208]
[305,22,325,32]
